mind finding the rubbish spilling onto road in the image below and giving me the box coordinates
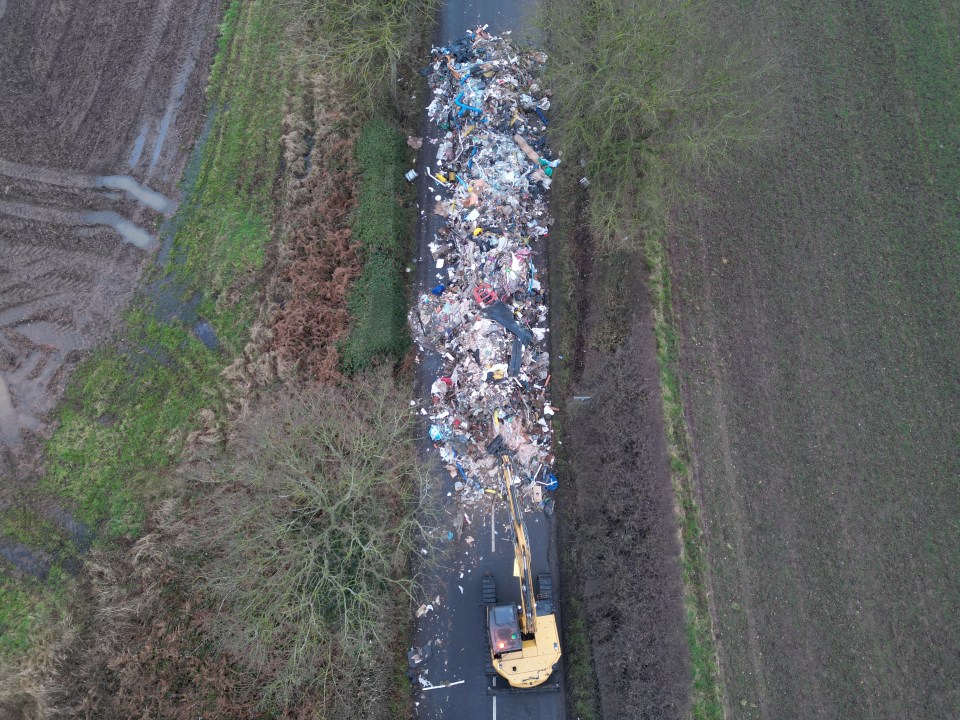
[411,27,558,516]
[407,644,433,669]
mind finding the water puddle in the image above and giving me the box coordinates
[192,321,219,349]
[129,124,149,168]
[0,0,7,22]
[0,540,50,580]
[97,174,177,214]
[148,55,197,175]
[0,376,19,446]
[83,211,152,248]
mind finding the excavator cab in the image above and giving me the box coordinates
[488,604,523,655]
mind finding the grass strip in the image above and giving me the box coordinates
[0,578,42,660]
[646,227,724,720]
[354,115,408,258]
[0,570,67,661]
[562,590,603,720]
[340,117,412,373]
[880,1,960,277]
[175,0,286,352]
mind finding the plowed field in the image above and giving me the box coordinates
[0,0,220,476]
[671,2,959,717]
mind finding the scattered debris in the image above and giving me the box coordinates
[416,603,435,618]
[408,644,433,668]
[419,677,466,691]
[411,28,559,518]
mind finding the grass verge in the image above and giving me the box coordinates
[171,0,286,351]
[340,117,412,374]
[538,0,762,715]
[645,226,724,719]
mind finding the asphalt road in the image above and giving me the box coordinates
[437,0,539,45]
[410,3,566,719]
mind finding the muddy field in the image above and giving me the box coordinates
[0,0,221,479]
[671,1,959,717]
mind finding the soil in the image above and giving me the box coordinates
[0,0,222,479]
[556,188,691,719]
[670,2,960,717]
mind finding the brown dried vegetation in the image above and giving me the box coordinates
[271,130,363,384]
[0,504,262,719]
[8,371,424,719]
[66,533,263,719]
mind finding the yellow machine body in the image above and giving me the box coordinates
[488,454,562,688]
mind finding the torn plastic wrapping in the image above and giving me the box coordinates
[411,29,559,515]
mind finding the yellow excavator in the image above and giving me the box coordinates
[483,438,561,688]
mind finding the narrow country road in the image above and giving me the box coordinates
[410,2,566,719]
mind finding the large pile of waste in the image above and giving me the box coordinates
[411,27,558,514]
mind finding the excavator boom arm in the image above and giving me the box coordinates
[501,455,537,635]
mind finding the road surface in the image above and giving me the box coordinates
[411,2,566,719]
